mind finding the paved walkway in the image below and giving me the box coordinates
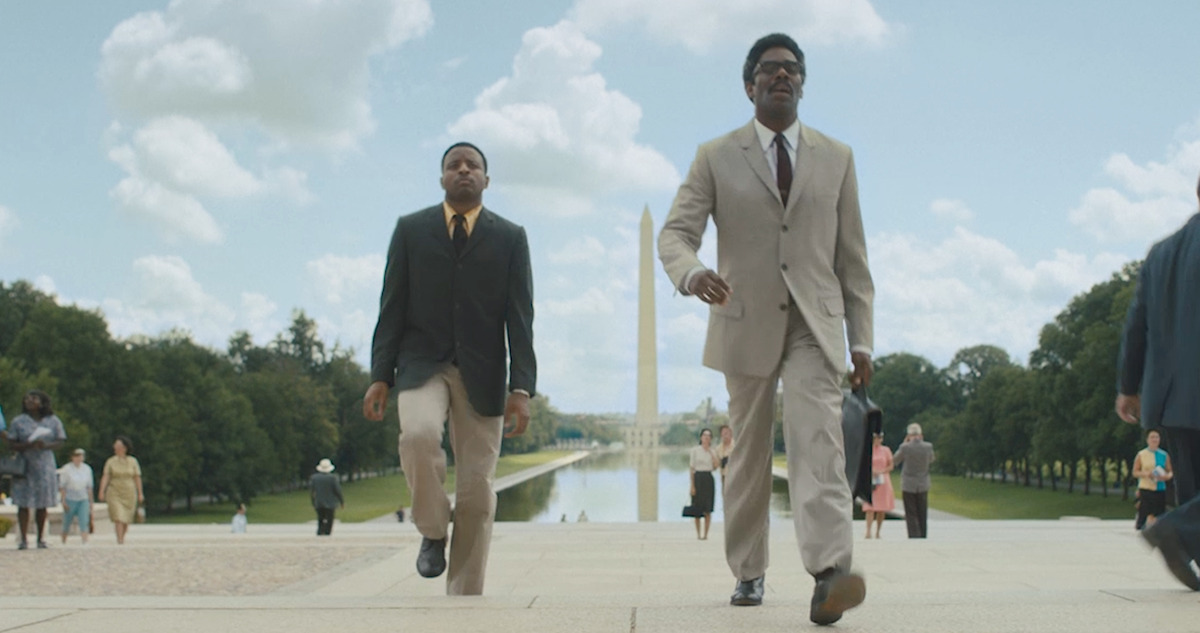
[1,518,1196,632]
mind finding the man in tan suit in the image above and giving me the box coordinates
[659,33,874,626]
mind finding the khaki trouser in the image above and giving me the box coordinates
[723,305,853,581]
[397,365,503,596]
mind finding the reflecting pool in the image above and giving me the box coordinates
[495,450,793,522]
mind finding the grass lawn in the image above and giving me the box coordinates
[150,450,574,525]
[771,456,1138,520]
[920,473,1136,520]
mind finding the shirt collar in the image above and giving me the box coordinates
[753,118,801,153]
[443,202,483,234]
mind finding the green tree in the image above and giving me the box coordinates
[661,422,698,447]
[870,353,957,449]
[946,344,1014,402]
[1031,262,1140,494]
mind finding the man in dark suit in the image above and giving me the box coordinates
[363,142,536,596]
[1117,173,1200,591]
[310,458,344,536]
[658,33,873,625]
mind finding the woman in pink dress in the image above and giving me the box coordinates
[862,433,895,539]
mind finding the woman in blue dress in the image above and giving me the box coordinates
[4,390,66,549]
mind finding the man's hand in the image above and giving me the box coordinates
[1115,394,1140,424]
[687,269,732,305]
[503,391,531,438]
[850,351,873,389]
[363,381,390,421]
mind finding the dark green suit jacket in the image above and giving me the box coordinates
[370,204,536,417]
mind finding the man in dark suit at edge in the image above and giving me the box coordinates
[363,142,536,596]
[1117,172,1200,592]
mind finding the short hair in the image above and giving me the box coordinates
[114,435,134,453]
[699,427,713,443]
[906,423,923,436]
[742,33,805,85]
[442,142,488,174]
[1147,428,1162,439]
[22,390,53,417]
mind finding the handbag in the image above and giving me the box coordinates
[682,505,703,518]
[0,453,27,478]
[841,387,882,504]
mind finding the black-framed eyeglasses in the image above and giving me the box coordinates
[756,60,804,77]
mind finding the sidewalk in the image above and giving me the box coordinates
[1,518,1195,632]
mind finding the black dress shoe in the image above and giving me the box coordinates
[730,576,764,606]
[417,537,447,578]
[810,569,866,625]
[1142,526,1200,591]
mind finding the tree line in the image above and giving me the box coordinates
[0,280,592,512]
[868,262,1144,499]
[3,259,1146,509]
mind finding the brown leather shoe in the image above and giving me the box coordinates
[810,569,866,625]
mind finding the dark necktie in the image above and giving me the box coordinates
[775,132,792,206]
[452,214,467,256]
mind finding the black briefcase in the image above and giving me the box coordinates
[841,387,882,503]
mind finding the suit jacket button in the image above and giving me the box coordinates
[781,224,789,232]
[779,303,788,311]
[780,263,788,271]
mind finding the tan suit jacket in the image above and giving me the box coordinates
[659,119,873,375]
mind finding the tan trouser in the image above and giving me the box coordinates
[723,305,853,581]
[397,365,503,596]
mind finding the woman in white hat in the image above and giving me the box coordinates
[310,458,344,536]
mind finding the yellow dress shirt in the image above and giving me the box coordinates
[443,202,482,238]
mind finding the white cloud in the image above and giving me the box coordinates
[100,0,432,149]
[548,235,607,265]
[106,116,315,244]
[446,21,680,216]
[1070,124,1200,243]
[109,173,224,244]
[81,257,287,351]
[664,312,707,339]
[130,117,261,197]
[870,227,1129,365]
[33,275,56,296]
[239,292,281,344]
[540,286,615,317]
[99,255,237,343]
[571,0,893,54]
[314,309,375,356]
[306,254,386,305]
[930,198,973,222]
[100,0,428,243]
[0,204,17,245]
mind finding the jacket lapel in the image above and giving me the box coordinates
[460,207,493,259]
[737,121,782,209]
[425,206,455,258]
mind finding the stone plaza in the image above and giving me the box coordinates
[1,515,1196,632]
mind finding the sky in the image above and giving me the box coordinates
[2,1,1199,416]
